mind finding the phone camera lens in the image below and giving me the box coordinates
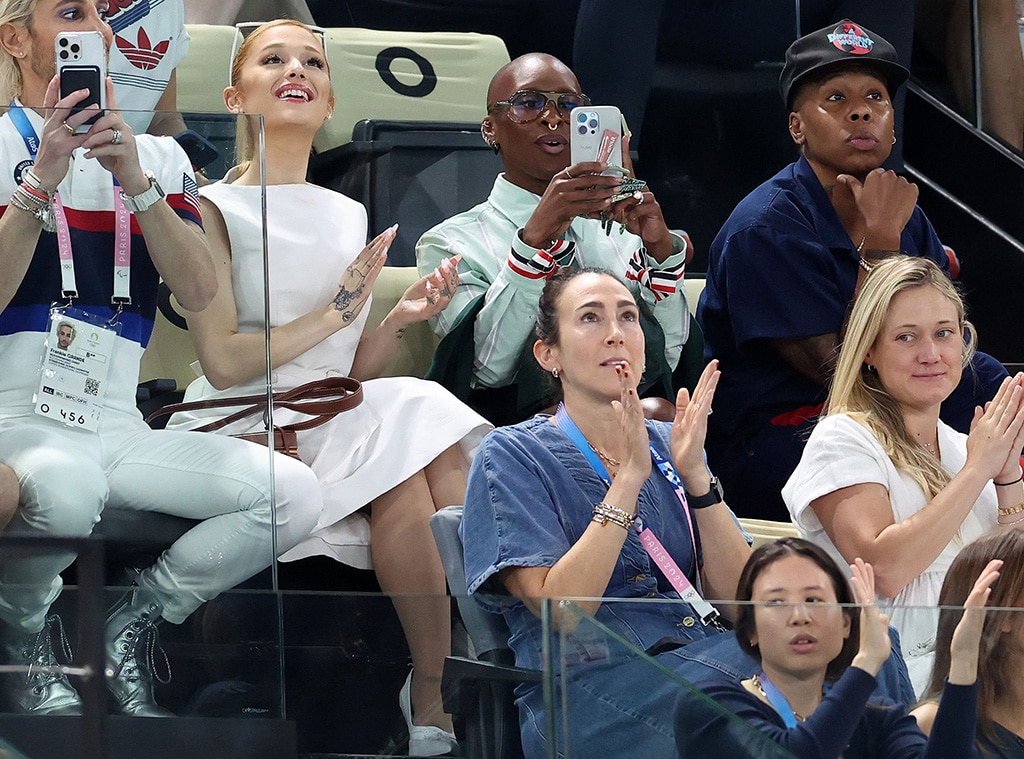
[58,50,68,60]
[576,112,586,122]
[588,119,598,129]
[577,125,587,135]
[70,43,80,53]
[58,38,68,47]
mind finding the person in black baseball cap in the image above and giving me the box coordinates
[697,18,1009,525]
[780,20,909,111]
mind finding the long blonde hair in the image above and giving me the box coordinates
[825,256,975,499]
[0,0,39,102]
[227,19,332,174]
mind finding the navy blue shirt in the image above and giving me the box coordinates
[698,156,948,440]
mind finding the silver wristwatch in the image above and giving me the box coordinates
[120,171,165,213]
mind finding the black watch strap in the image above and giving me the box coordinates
[685,476,724,509]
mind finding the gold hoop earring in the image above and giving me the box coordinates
[892,135,897,145]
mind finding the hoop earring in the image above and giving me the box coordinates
[892,135,897,145]
[866,364,875,373]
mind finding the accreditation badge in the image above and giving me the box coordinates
[34,307,119,430]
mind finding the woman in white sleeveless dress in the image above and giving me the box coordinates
[168,20,490,755]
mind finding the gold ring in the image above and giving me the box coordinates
[562,167,573,180]
[62,121,75,135]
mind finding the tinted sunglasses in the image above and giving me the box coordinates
[487,90,592,123]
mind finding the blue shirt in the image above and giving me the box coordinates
[698,156,948,439]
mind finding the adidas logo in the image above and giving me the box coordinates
[115,28,170,71]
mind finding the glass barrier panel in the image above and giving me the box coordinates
[540,597,796,758]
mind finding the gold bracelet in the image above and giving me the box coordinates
[591,501,635,531]
[998,514,1024,527]
[858,257,873,274]
[997,502,1024,517]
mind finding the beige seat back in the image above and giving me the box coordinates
[176,25,509,153]
[315,28,509,154]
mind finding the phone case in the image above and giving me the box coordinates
[569,105,623,171]
[55,31,107,134]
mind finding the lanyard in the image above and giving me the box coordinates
[9,104,132,308]
[758,672,800,729]
[555,402,721,628]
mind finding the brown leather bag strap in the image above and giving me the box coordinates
[146,376,363,433]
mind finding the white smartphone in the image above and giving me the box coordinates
[569,105,623,173]
[55,31,107,134]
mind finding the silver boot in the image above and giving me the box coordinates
[1,615,82,715]
[104,584,172,717]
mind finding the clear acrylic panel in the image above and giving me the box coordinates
[540,597,796,758]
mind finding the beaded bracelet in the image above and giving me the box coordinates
[997,502,1024,517]
[591,501,635,531]
[994,474,1023,487]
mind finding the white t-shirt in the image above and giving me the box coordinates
[107,0,189,135]
[782,413,997,695]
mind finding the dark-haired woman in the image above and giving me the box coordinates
[677,537,997,758]
[462,267,752,756]
[913,529,1024,757]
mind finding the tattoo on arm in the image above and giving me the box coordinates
[394,326,407,340]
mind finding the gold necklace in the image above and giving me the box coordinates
[587,440,620,468]
[751,675,806,722]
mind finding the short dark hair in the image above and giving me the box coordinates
[734,537,859,681]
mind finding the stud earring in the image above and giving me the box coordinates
[551,367,560,379]
[490,141,500,155]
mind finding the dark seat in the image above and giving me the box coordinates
[308,119,503,267]
[429,506,537,759]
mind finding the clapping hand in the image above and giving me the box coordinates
[967,373,1024,482]
[330,226,394,324]
[391,254,461,324]
[849,558,891,677]
[670,360,720,489]
[610,360,652,485]
[948,559,1001,685]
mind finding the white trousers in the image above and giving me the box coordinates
[0,412,321,631]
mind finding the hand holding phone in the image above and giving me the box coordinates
[55,31,107,134]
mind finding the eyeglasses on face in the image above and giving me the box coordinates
[487,90,591,123]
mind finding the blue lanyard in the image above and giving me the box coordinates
[9,103,40,157]
[758,672,800,729]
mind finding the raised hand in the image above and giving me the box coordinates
[330,226,394,324]
[31,75,95,191]
[966,374,1024,481]
[991,373,1024,482]
[391,254,462,324]
[849,558,891,676]
[948,559,1001,685]
[609,361,652,487]
[670,360,720,486]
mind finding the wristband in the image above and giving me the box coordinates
[994,474,1023,487]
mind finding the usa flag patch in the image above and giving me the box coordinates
[182,173,200,216]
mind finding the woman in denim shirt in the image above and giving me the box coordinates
[461,268,753,756]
